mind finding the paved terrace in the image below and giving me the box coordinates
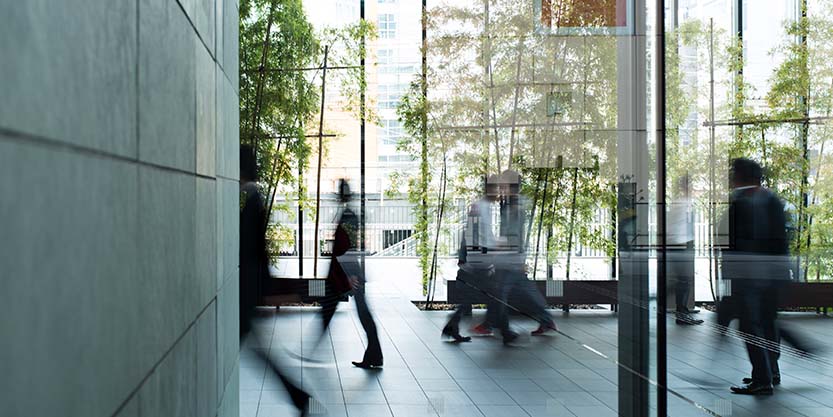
[239,277,833,417]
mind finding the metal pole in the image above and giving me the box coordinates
[564,168,579,283]
[299,161,304,276]
[656,0,668,414]
[313,46,329,278]
[360,0,366,258]
[709,19,718,302]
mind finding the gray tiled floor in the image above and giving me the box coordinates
[240,280,833,417]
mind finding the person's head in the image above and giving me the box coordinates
[337,178,352,203]
[484,174,500,201]
[497,170,521,197]
[240,144,258,183]
[729,157,762,188]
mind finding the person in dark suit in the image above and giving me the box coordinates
[324,179,383,369]
[239,145,311,416]
[317,180,356,342]
[723,158,790,396]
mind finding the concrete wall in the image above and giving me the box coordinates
[0,1,240,416]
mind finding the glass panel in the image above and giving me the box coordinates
[664,1,833,416]
[248,2,833,417]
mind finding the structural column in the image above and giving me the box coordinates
[616,0,652,416]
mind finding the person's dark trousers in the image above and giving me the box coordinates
[314,292,340,352]
[737,284,777,384]
[492,269,554,332]
[241,316,310,411]
[493,268,524,337]
[320,297,339,332]
[671,241,695,312]
[717,294,740,329]
[354,283,383,364]
[762,284,782,379]
[446,303,472,331]
[459,268,494,328]
[513,277,555,328]
[761,280,813,379]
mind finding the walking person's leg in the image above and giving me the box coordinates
[242,317,312,414]
[352,284,383,368]
[494,269,520,344]
[732,291,774,395]
[314,295,339,350]
[763,285,782,382]
[674,244,702,325]
[469,270,496,335]
[443,303,473,342]
[520,278,556,335]
[254,343,311,411]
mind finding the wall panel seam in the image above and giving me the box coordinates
[0,127,217,181]
[106,295,218,417]
[174,0,217,62]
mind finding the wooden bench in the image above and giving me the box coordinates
[447,278,833,313]
[446,278,618,310]
[259,277,347,306]
[778,282,833,313]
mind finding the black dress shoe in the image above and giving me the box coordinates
[502,330,520,346]
[442,325,472,343]
[677,311,703,326]
[352,360,383,369]
[730,382,773,395]
[743,376,780,385]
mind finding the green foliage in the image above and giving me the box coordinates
[397,77,432,292]
[240,0,320,252]
[319,21,379,124]
[240,0,319,194]
[240,1,378,255]
[394,0,626,284]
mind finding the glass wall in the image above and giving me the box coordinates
[251,1,833,417]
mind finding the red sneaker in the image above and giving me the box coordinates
[470,323,494,336]
[531,323,557,336]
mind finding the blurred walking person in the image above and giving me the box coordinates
[443,180,500,342]
[321,179,383,369]
[667,175,703,325]
[723,158,790,396]
[463,171,557,345]
[239,145,311,416]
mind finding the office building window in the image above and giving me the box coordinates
[378,154,414,163]
[378,14,396,38]
[378,119,403,145]
[377,84,404,109]
[377,48,394,67]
